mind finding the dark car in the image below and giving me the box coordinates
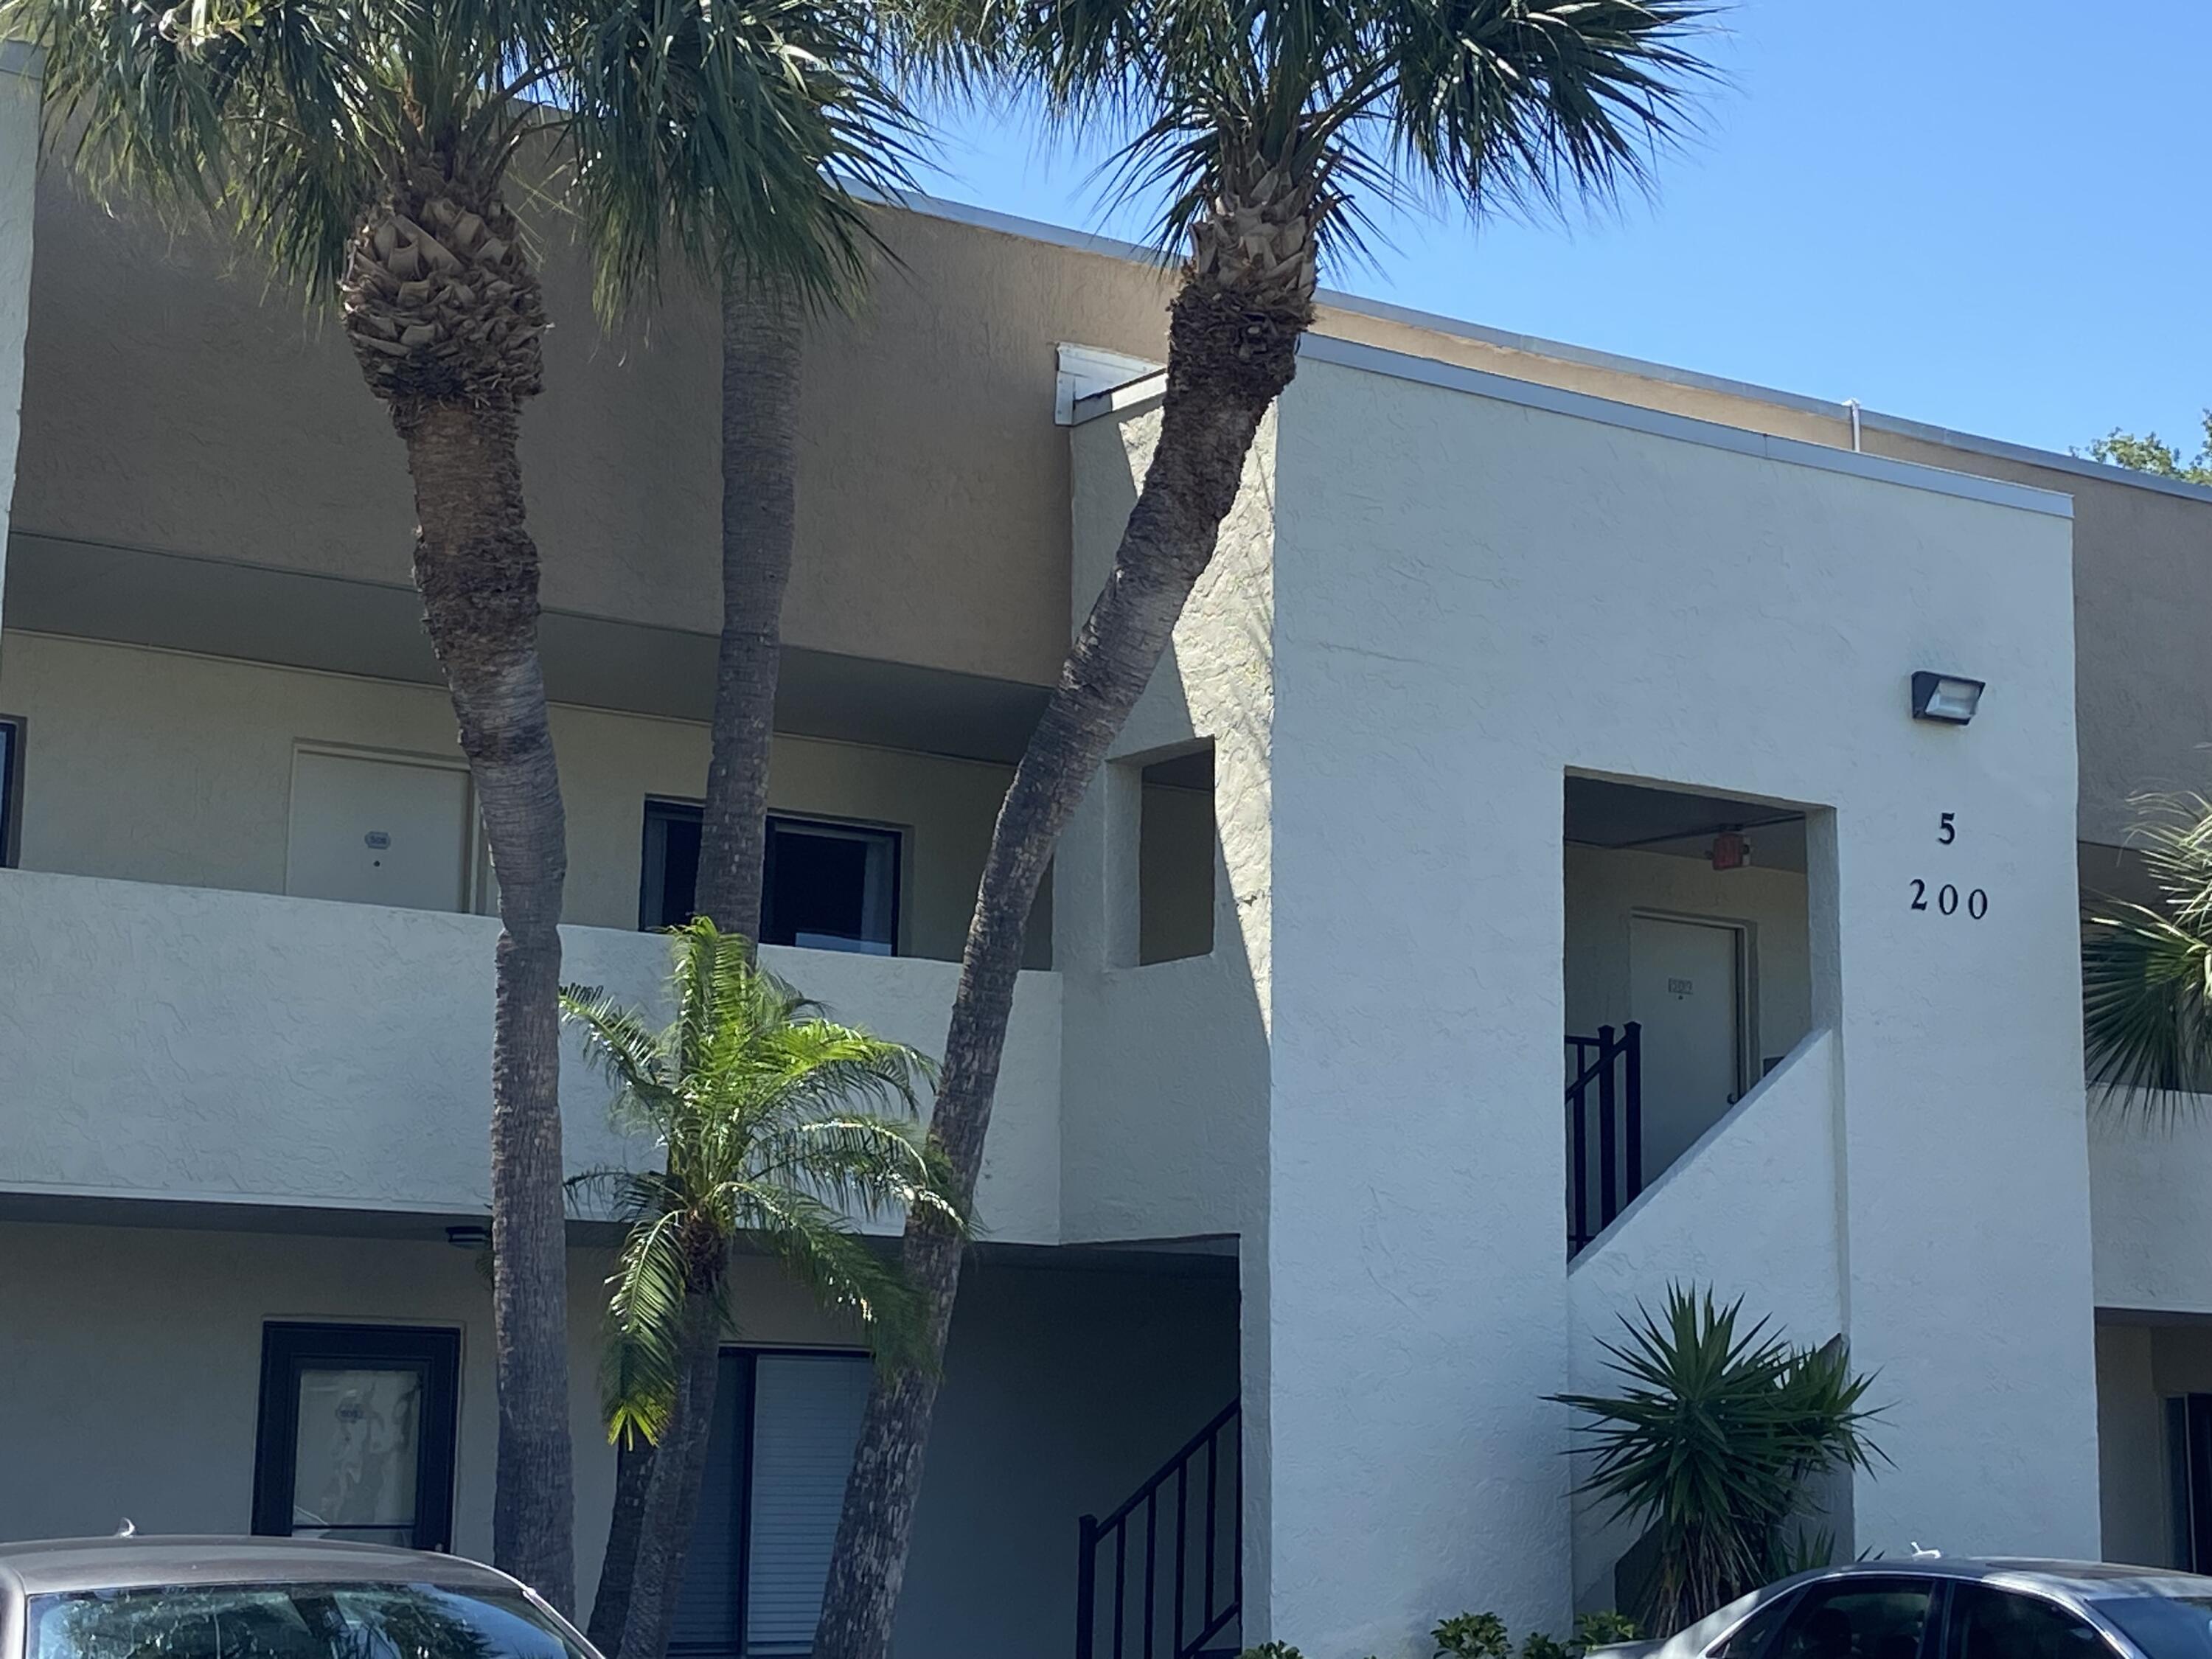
[0,1536,599,1659]
[1592,1557,2212,1659]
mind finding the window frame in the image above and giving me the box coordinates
[250,1321,462,1552]
[636,799,905,956]
[670,1344,871,1659]
[0,714,24,869]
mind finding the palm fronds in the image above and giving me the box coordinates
[1551,1287,1882,1635]
[561,919,961,1443]
[2084,793,2212,1119]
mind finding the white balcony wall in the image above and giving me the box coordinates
[2090,1092,2212,1315]
[1565,1030,1845,1608]
[0,629,1041,962]
[0,868,1062,1241]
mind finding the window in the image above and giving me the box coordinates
[672,1350,872,1659]
[639,802,901,956]
[29,1582,588,1659]
[0,715,21,868]
[1707,1593,1799,1658]
[1769,1579,1932,1659]
[1947,1587,2110,1659]
[251,1324,460,1551]
[2099,1593,2212,1658]
[1138,746,1214,965]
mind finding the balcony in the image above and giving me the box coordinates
[0,866,1063,1240]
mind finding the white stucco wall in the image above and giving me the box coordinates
[1242,338,2089,1652]
[0,51,37,627]
[1058,404,1273,1246]
[0,868,1062,1243]
[0,630,1037,961]
[0,1222,1238,1659]
[1565,1031,1844,1604]
[2090,1096,2212,1315]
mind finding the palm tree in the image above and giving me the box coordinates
[2083,793,2212,1105]
[3,0,911,1610]
[563,919,958,1659]
[813,4,1713,1652]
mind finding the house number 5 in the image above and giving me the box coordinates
[1911,812,1987,918]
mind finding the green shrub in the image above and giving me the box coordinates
[1572,1610,1643,1651]
[1431,1612,1512,1658]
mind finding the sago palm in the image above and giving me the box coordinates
[2,0,911,1608]
[1552,1287,1882,1635]
[815,5,1714,1653]
[2083,793,2212,1108]
[563,919,958,1659]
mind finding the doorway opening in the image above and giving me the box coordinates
[1562,775,1812,1253]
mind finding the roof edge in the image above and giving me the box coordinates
[888,188,2209,511]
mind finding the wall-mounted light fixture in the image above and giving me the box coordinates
[1910,672,1984,726]
[445,1223,492,1250]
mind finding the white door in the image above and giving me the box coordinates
[287,748,472,912]
[1628,915,1745,1180]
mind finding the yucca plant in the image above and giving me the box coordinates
[563,919,959,1659]
[816,8,1716,1652]
[2083,793,2212,1110]
[1551,1287,1882,1636]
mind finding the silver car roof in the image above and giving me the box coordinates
[0,1537,527,1599]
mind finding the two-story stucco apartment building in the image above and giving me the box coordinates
[8,43,2212,1659]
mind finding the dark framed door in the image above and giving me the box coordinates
[252,1322,460,1550]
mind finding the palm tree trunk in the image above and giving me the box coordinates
[619,1290,725,1659]
[394,395,575,1614]
[588,282,802,1653]
[695,282,803,935]
[810,248,1314,1659]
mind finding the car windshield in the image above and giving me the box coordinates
[2096,1596,2212,1658]
[27,1582,588,1659]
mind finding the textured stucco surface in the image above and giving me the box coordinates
[1248,345,2090,1652]
[1565,1032,1843,1604]
[0,1222,1237,1659]
[0,869,1063,1242]
[0,630,1043,962]
[10,186,1172,686]
[1058,407,1273,1248]
[2090,1096,2212,1315]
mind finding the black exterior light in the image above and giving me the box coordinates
[1911,671,1984,726]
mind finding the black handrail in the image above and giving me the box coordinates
[1077,1399,1240,1659]
[1565,1023,1642,1256]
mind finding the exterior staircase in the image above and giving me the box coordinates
[1076,1399,1241,1659]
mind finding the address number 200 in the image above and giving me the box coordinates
[1910,879,1987,919]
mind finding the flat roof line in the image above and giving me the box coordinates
[891,189,2212,511]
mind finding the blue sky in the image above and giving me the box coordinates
[905,0,2212,458]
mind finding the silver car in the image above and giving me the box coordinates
[0,1537,599,1659]
[1596,1557,2212,1659]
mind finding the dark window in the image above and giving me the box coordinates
[639,802,900,956]
[2098,1593,2212,1658]
[0,716,21,867]
[252,1323,460,1551]
[672,1350,872,1659]
[1708,1593,1800,1658]
[1947,1586,2110,1659]
[1138,747,1214,965]
[1769,1578,1933,1659]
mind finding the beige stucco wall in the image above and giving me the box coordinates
[0,1220,1237,1659]
[0,630,1037,960]
[9,187,1172,687]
